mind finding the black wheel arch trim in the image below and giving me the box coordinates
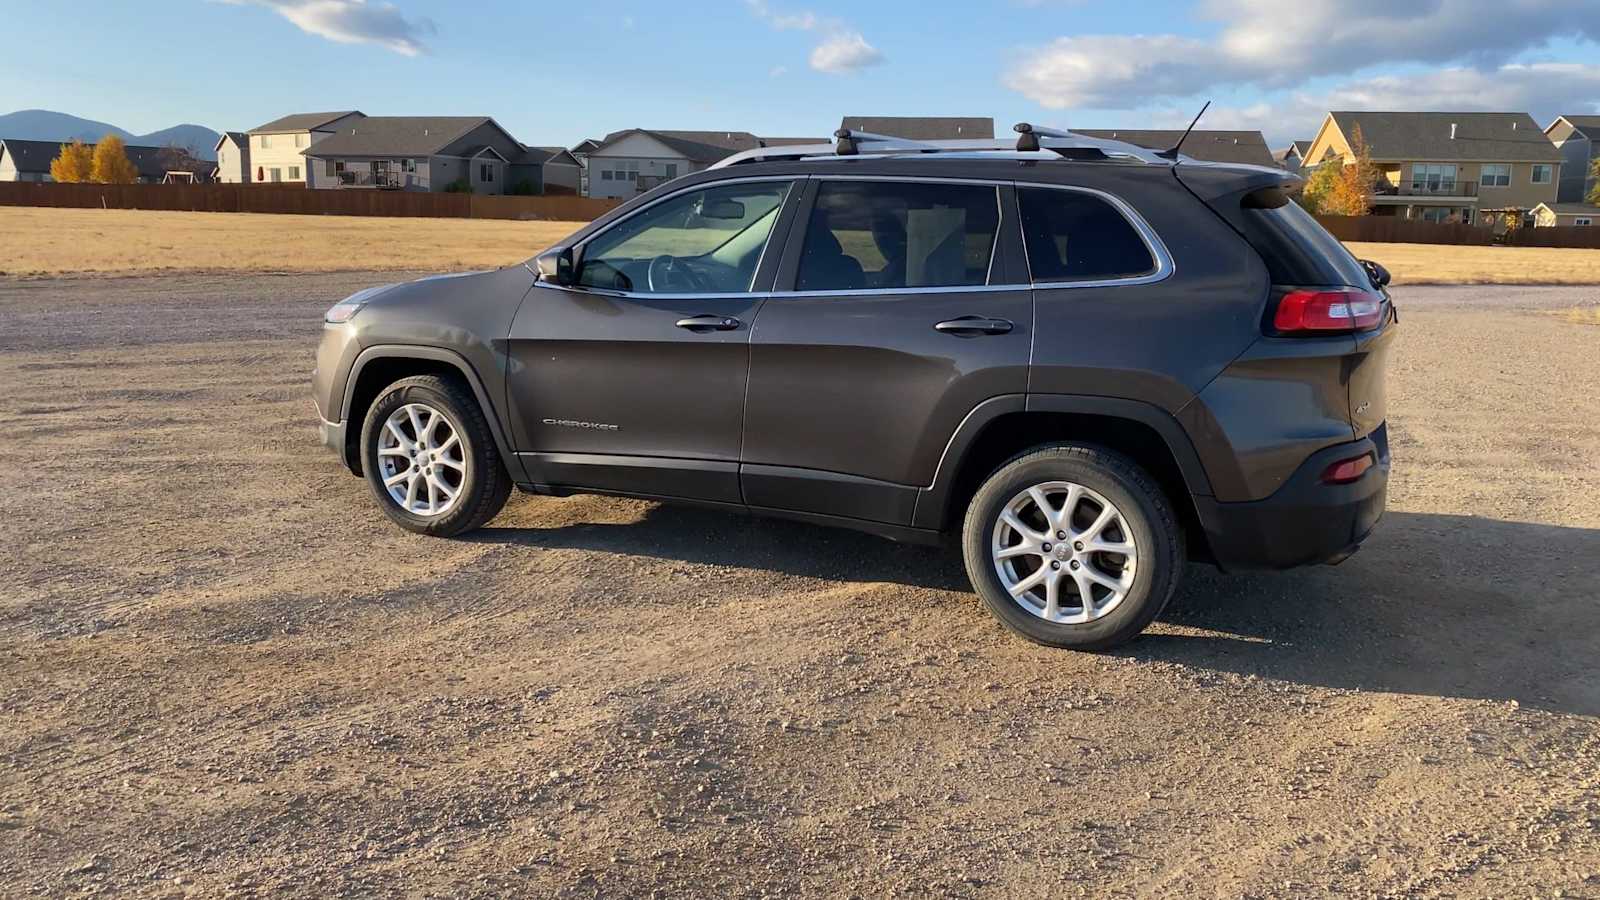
[340,345,524,482]
[912,393,1214,531]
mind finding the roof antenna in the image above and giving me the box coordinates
[1156,100,1211,160]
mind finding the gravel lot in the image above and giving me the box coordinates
[2,273,1598,898]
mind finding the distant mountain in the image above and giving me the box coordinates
[0,110,220,160]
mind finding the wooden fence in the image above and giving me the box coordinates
[1502,226,1600,250]
[0,181,621,222]
[1315,215,1497,246]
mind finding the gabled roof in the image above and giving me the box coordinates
[1327,111,1560,162]
[839,116,995,140]
[248,111,362,135]
[1548,115,1600,139]
[514,145,581,167]
[589,129,758,164]
[1078,129,1276,167]
[214,131,247,152]
[301,116,511,158]
[1535,202,1600,215]
[1,138,194,178]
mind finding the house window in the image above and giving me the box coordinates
[664,164,678,178]
[480,162,493,182]
[1410,164,1457,193]
[1480,164,1511,187]
[1531,164,1553,184]
[403,158,416,173]
[1577,218,1594,226]
[295,133,306,148]
[325,160,337,177]
[269,168,282,182]
[288,166,300,180]
[260,134,273,149]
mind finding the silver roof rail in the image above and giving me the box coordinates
[709,122,1177,170]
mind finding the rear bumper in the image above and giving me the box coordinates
[1195,423,1390,571]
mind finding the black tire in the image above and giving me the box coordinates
[961,444,1184,650]
[359,374,511,537]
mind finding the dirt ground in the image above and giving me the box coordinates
[3,206,1600,286]
[2,273,1599,898]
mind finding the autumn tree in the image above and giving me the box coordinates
[49,139,95,182]
[1299,162,1342,214]
[90,135,139,184]
[1588,157,1600,206]
[1326,125,1378,217]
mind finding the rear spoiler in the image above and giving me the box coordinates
[1173,162,1303,205]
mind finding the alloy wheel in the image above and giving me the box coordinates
[376,403,467,517]
[991,481,1138,624]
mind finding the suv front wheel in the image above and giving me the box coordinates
[359,374,511,537]
[962,445,1184,650]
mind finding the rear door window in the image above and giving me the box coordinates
[795,181,1000,292]
[1017,187,1157,283]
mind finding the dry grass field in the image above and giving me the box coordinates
[0,207,584,277]
[2,206,1600,284]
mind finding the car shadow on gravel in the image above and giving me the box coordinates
[476,508,1598,717]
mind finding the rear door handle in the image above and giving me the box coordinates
[934,316,1013,336]
[675,315,741,332]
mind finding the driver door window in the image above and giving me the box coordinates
[577,181,793,294]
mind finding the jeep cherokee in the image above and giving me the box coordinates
[311,125,1395,650]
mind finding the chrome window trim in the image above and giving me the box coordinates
[572,176,799,298]
[1015,182,1176,290]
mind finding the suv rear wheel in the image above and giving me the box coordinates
[961,445,1183,650]
[359,374,511,537]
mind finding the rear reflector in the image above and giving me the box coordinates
[1274,289,1384,333]
[1321,452,1375,485]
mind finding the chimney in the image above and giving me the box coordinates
[1450,123,1458,139]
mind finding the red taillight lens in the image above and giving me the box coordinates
[1321,452,1375,485]
[1274,289,1384,333]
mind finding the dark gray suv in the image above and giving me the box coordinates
[311,126,1395,650]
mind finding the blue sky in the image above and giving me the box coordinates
[2,1,1597,148]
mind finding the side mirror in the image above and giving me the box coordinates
[535,247,575,286]
[1360,259,1391,288]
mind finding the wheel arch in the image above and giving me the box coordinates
[914,394,1215,561]
[340,346,519,479]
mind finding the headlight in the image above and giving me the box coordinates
[323,284,391,324]
[324,299,367,324]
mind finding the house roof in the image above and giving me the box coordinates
[1535,202,1600,215]
[301,117,508,158]
[0,138,192,178]
[589,129,757,164]
[1549,115,1600,138]
[1327,111,1561,162]
[1078,130,1277,167]
[839,116,995,140]
[214,131,247,152]
[527,145,581,166]
[248,111,362,135]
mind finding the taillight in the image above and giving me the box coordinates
[1273,289,1384,334]
[1321,452,1375,485]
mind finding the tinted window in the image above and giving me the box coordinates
[1240,197,1372,288]
[1018,187,1156,283]
[577,181,791,293]
[796,181,999,292]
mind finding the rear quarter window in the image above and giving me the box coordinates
[1239,196,1372,288]
[1017,187,1157,283]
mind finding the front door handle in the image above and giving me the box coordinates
[934,316,1013,336]
[675,315,741,332]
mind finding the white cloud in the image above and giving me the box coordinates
[809,32,884,74]
[223,0,436,56]
[743,0,883,74]
[1006,0,1600,109]
[1175,63,1600,146]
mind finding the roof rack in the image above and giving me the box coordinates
[709,122,1178,170]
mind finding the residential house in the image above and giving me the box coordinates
[838,116,995,140]
[582,130,826,200]
[509,145,582,195]
[0,138,205,183]
[301,116,523,194]
[571,137,602,196]
[246,111,364,184]
[1544,115,1600,203]
[1302,111,1562,224]
[214,132,250,184]
[1079,130,1277,167]
[1276,140,1313,174]
[1532,202,1598,227]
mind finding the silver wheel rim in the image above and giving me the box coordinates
[376,403,467,518]
[991,481,1138,624]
